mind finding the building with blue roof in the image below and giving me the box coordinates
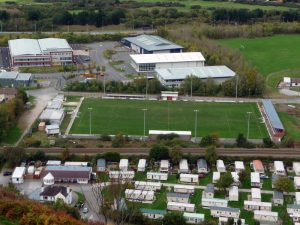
[0,71,33,87]
[140,208,166,220]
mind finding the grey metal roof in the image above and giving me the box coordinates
[45,165,91,172]
[156,65,235,81]
[38,38,72,52]
[97,159,106,167]
[197,159,207,170]
[16,73,32,81]
[167,192,190,199]
[205,184,215,193]
[273,190,283,199]
[210,206,240,212]
[272,174,279,183]
[123,34,183,52]
[262,100,284,130]
[0,71,18,79]
[9,39,42,56]
[140,208,167,215]
[287,204,300,209]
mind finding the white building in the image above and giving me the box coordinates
[180,174,199,184]
[274,161,285,175]
[203,184,214,199]
[119,159,129,171]
[64,161,88,167]
[43,172,55,185]
[39,109,65,125]
[183,212,205,224]
[135,181,162,191]
[213,172,221,183]
[287,204,300,216]
[251,188,261,202]
[140,208,166,220]
[109,171,135,180]
[174,184,195,194]
[130,52,205,73]
[235,161,245,173]
[244,201,272,211]
[147,172,168,181]
[179,159,189,173]
[47,100,62,110]
[201,198,228,207]
[45,124,60,135]
[125,189,155,203]
[273,190,284,206]
[160,160,170,173]
[254,210,278,223]
[252,160,265,174]
[167,202,195,212]
[197,159,208,174]
[167,192,190,203]
[138,159,147,172]
[216,160,226,173]
[231,172,240,186]
[96,159,106,172]
[219,218,245,225]
[251,172,261,188]
[296,192,300,205]
[210,206,240,219]
[294,162,300,176]
[46,160,61,166]
[295,176,300,190]
[40,185,72,205]
[229,186,239,201]
[12,167,26,184]
[161,91,179,101]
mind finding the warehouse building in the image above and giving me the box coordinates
[0,71,33,87]
[130,52,205,73]
[156,65,236,87]
[9,38,73,67]
[121,34,183,54]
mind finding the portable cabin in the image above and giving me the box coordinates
[183,212,205,224]
[287,204,300,216]
[167,202,195,212]
[125,189,155,203]
[64,162,88,167]
[235,161,245,173]
[254,210,278,223]
[251,172,261,188]
[160,160,170,173]
[244,201,272,211]
[295,177,300,190]
[97,159,106,172]
[213,172,220,183]
[174,184,195,194]
[203,184,214,199]
[296,192,300,205]
[179,159,189,174]
[46,160,61,166]
[167,192,190,203]
[138,159,147,172]
[273,190,284,206]
[210,206,240,219]
[12,167,26,184]
[219,217,246,225]
[231,172,240,186]
[119,159,129,171]
[197,159,208,174]
[109,171,135,179]
[274,161,285,175]
[135,181,162,191]
[252,160,265,174]
[147,172,168,181]
[293,162,300,176]
[229,186,239,201]
[201,198,228,207]
[180,174,199,184]
[251,188,261,202]
[216,160,226,173]
[272,174,279,189]
[140,208,166,220]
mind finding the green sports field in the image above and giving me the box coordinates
[70,99,268,139]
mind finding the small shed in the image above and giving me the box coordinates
[235,161,245,173]
[216,160,226,173]
[229,186,239,201]
[179,174,198,184]
[183,212,205,224]
[179,159,189,174]
[273,190,284,206]
[294,162,300,176]
[203,183,214,199]
[97,159,106,172]
[160,160,170,173]
[174,184,195,194]
[167,192,190,203]
[197,159,208,174]
[43,172,55,185]
[251,172,261,188]
[274,161,285,175]
[161,91,178,101]
[119,159,129,171]
[38,122,46,131]
[138,159,147,172]
[45,124,60,135]
[140,208,166,220]
[251,188,261,202]
[12,167,26,184]
[213,172,220,183]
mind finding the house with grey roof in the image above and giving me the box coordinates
[203,184,214,199]
[287,204,300,215]
[210,206,240,219]
[40,185,72,204]
[140,208,166,220]
[197,159,208,174]
[273,190,284,206]
[97,159,106,172]
[0,71,32,87]
[167,192,190,203]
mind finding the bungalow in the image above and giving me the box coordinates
[119,159,129,171]
[167,202,195,212]
[109,171,135,180]
[295,177,300,190]
[167,192,190,203]
[274,161,285,175]
[179,159,189,174]
[160,160,170,173]
[251,172,261,188]
[174,184,195,194]
[125,189,155,203]
[252,160,265,174]
[201,198,228,207]
[210,206,240,219]
[138,159,147,172]
[217,160,226,173]
[295,192,300,205]
[183,212,205,224]
[96,159,106,172]
[229,186,239,201]
[147,172,168,181]
[235,161,245,173]
[273,190,284,206]
[180,174,199,184]
[231,172,240,186]
[135,181,162,191]
[140,208,166,220]
[294,162,300,176]
[197,159,208,174]
[203,184,214,199]
[213,172,221,183]
[12,167,26,184]
[251,188,261,202]
[287,204,300,216]
[219,218,246,225]
[40,185,72,204]
[244,201,272,211]
[254,210,278,223]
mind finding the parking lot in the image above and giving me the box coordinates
[0,47,11,70]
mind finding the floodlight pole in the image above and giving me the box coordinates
[145,75,148,99]
[142,109,148,140]
[194,109,199,142]
[88,108,92,135]
[247,111,252,139]
[190,76,193,98]
[235,74,238,101]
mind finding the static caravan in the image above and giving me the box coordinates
[252,160,265,174]
[274,161,285,175]
[174,184,195,194]
[213,172,220,183]
[180,174,199,184]
[251,172,261,188]
[295,177,300,190]
[197,159,208,174]
[167,202,195,212]
[160,160,170,173]
[140,208,166,220]
[138,159,147,172]
[244,201,272,211]
[147,172,168,181]
[135,181,162,191]
[12,167,26,184]
[273,190,284,206]
[296,192,300,205]
[219,217,245,225]
[119,159,129,171]
[210,206,240,219]
[203,184,214,199]
[235,161,245,173]
[179,159,189,173]
[272,174,279,189]
[97,159,106,172]
[125,189,155,203]
[254,210,278,223]
[294,162,300,176]
[216,160,226,173]
[167,192,190,203]
[229,186,239,201]
[231,172,240,186]
[251,188,261,202]
[109,171,135,179]
[201,198,228,207]
[287,204,300,215]
[183,212,205,224]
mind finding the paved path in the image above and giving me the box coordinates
[65,97,84,135]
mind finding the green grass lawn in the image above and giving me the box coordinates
[219,35,300,77]
[134,172,147,181]
[140,187,167,210]
[3,126,22,145]
[70,99,268,139]
[60,114,71,134]
[0,216,18,225]
[278,111,300,140]
[199,173,213,186]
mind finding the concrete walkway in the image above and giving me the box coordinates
[65,97,84,135]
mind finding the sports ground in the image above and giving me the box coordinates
[70,99,269,139]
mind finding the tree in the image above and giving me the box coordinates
[169,146,183,164]
[149,144,169,161]
[112,133,126,148]
[236,133,247,147]
[216,172,233,194]
[162,212,187,225]
[273,176,294,193]
[237,219,242,225]
[3,147,26,168]
[61,148,70,162]
[238,169,249,184]
[263,137,274,148]
[204,146,218,166]
[227,218,235,225]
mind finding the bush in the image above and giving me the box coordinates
[103,152,120,162]
[112,133,125,148]
[263,137,274,148]
[100,134,111,141]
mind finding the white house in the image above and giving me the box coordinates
[229,186,239,201]
[180,174,199,184]
[174,184,195,194]
[109,171,135,180]
[140,208,166,220]
[295,176,300,190]
[201,198,228,207]
[203,184,214,199]
[210,206,240,219]
[45,124,60,135]
[244,201,272,211]
[213,172,221,183]
[40,185,72,205]
[135,181,162,191]
[235,161,245,173]
[216,160,226,173]
[294,162,300,176]
[197,159,208,174]
[231,172,240,186]
[138,159,147,172]
[43,172,55,185]
[160,160,170,173]
[96,159,106,172]
[12,167,26,184]
[167,202,195,212]
[295,192,300,205]
[183,212,205,224]
[251,188,261,202]
[147,172,168,181]
[167,192,190,203]
[273,190,284,206]
[179,159,189,173]
[119,159,129,171]
[274,161,285,175]
[254,210,278,223]
[125,189,155,203]
[251,172,261,188]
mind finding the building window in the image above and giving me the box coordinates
[139,63,155,72]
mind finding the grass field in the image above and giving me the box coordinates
[219,35,300,76]
[70,99,268,139]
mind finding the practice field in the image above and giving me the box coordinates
[70,99,268,139]
[219,35,300,76]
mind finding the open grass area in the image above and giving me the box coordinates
[3,126,22,145]
[0,216,18,225]
[70,99,268,139]
[278,111,300,140]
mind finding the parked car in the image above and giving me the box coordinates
[83,207,89,213]
[260,175,269,180]
[3,171,12,176]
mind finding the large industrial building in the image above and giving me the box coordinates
[156,65,236,87]
[122,34,184,54]
[0,71,33,87]
[8,38,73,67]
[130,52,205,73]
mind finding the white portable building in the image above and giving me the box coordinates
[296,192,300,205]
[45,124,60,135]
[135,181,162,191]
[244,201,272,211]
[64,161,88,167]
[216,160,226,173]
[119,159,129,171]
[140,208,166,220]
[174,184,195,194]
[197,159,208,174]
[138,159,147,172]
[287,204,300,216]
[46,160,61,166]
[179,159,189,173]
[180,174,199,184]
[219,218,245,225]
[147,172,168,181]
[231,172,240,185]
[43,172,54,185]
[251,172,261,188]
[109,171,135,179]
[12,167,26,184]
[273,190,284,206]
[229,186,239,201]
[274,161,285,175]
[201,198,228,207]
[295,176,300,190]
[167,202,195,212]
[27,165,35,175]
[125,189,155,203]
[203,184,214,199]
[251,188,261,202]
[213,172,220,183]
[294,162,300,176]
[254,210,278,223]
[167,192,190,203]
[235,161,245,173]
[160,160,170,173]
[210,206,240,219]
[183,212,205,224]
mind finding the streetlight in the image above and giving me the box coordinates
[190,76,193,98]
[246,112,252,139]
[145,75,148,99]
[194,110,199,142]
[235,75,238,101]
[142,109,148,140]
[88,108,93,135]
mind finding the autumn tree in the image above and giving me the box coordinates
[273,176,294,194]
[205,146,218,166]
[216,172,234,194]
[169,146,183,164]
